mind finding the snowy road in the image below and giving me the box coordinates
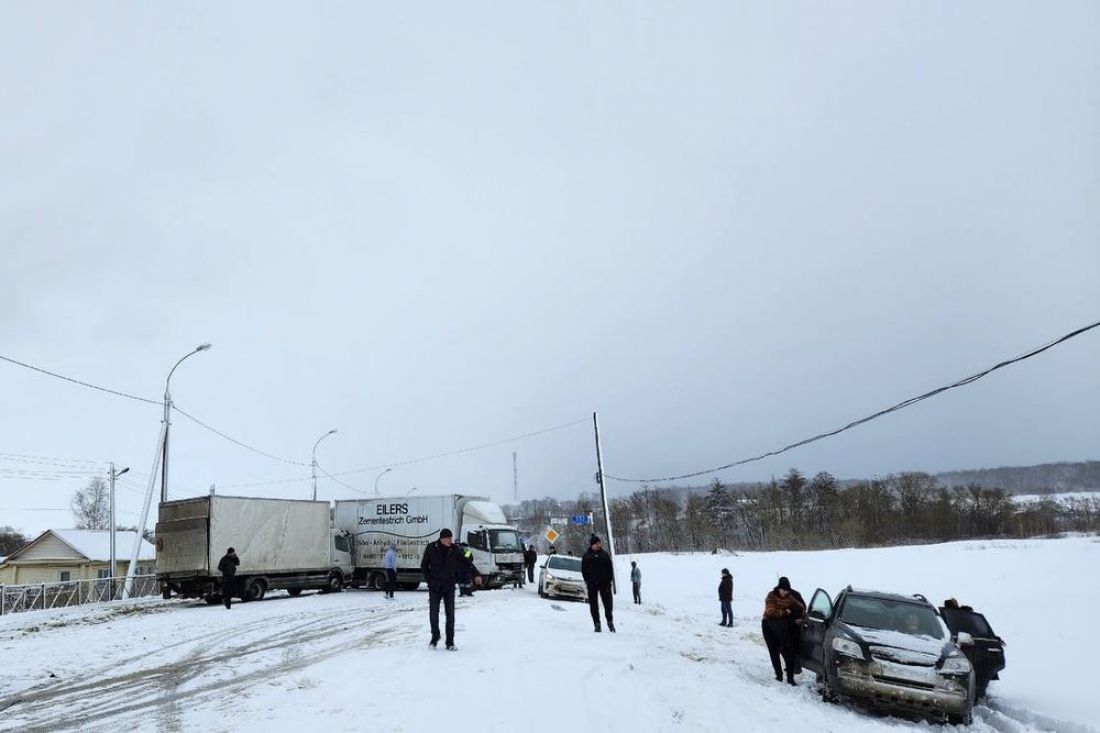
[1,538,1097,733]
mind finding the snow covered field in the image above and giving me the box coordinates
[1,536,1096,733]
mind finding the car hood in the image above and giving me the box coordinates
[842,624,951,665]
[544,568,584,583]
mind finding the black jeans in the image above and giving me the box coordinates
[221,575,236,609]
[385,569,397,598]
[762,619,796,679]
[526,564,535,583]
[720,601,732,625]
[428,585,456,645]
[586,582,613,627]
[632,582,641,604]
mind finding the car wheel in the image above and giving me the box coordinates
[818,675,839,703]
[947,710,973,726]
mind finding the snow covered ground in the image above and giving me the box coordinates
[1,536,1096,733]
[1011,491,1100,505]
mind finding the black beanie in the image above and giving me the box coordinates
[589,534,601,546]
[777,576,791,591]
[439,528,453,539]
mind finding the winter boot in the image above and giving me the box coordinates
[429,635,440,649]
[446,644,457,651]
[608,622,616,633]
[594,622,602,633]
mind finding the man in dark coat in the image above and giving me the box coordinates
[580,534,615,633]
[217,547,239,610]
[524,545,538,584]
[421,529,482,650]
[718,568,733,627]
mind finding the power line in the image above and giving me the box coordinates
[171,404,309,466]
[0,353,160,405]
[0,451,108,467]
[314,461,369,496]
[606,319,1100,483]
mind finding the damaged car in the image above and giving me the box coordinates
[799,586,975,725]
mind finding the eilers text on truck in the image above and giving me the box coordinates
[333,494,524,590]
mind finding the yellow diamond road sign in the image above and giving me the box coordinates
[544,528,560,543]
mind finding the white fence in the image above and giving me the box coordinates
[0,575,160,616]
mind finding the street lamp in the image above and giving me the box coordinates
[108,464,129,595]
[161,343,211,503]
[312,429,338,501]
[374,468,393,497]
[406,486,418,497]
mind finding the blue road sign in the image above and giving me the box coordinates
[571,514,591,525]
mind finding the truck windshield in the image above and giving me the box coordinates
[489,530,522,552]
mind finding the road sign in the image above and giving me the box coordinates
[544,528,560,544]
[549,516,568,526]
[571,514,591,525]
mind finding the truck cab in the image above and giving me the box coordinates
[460,523,525,589]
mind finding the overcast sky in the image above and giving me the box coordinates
[2,2,1098,537]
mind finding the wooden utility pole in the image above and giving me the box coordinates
[592,411,616,592]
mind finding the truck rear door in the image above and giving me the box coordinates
[154,498,212,576]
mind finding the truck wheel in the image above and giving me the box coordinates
[398,582,420,591]
[287,588,303,597]
[242,579,266,602]
[161,587,172,600]
[204,594,222,605]
[320,572,343,593]
[368,572,386,592]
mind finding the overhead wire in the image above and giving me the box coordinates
[0,353,160,405]
[314,461,369,496]
[605,318,1100,483]
[171,404,309,466]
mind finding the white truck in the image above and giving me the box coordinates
[156,495,353,603]
[333,494,525,591]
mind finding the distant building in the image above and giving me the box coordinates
[0,529,154,585]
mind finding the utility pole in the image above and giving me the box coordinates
[512,451,518,503]
[108,464,129,597]
[592,411,616,592]
[311,429,338,501]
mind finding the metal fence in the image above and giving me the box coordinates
[0,575,160,616]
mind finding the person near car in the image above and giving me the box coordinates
[217,547,239,610]
[420,528,482,650]
[630,561,642,604]
[581,534,615,633]
[785,584,806,674]
[719,568,734,627]
[762,576,805,684]
[383,542,398,599]
[524,545,538,584]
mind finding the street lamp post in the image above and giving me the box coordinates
[161,343,211,503]
[406,486,418,497]
[108,463,129,597]
[374,468,393,497]
[312,429,338,501]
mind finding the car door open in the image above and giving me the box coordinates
[800,588,833,674]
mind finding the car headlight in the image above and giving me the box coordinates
[544,573,555,582]
[831,637,865,660]
[940,655,972,674]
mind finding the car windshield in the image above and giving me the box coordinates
[547,556,582,572]
[840,597,945,640]
[941,608,994,638]
[489,530,522,552]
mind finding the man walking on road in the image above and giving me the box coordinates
[421,528,482,650]
[630,561,642,604]
[581,535,615,633]
[524,545,538,584]
[217,547,239,610]
[383,542,398,599]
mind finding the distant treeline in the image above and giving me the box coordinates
[505,469,1100,555]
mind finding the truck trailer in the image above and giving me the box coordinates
[156,495,353,603]
[333,494,525,590]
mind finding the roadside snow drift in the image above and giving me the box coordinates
[0,537,1096,733]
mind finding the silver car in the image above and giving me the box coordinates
[537,555,587,601]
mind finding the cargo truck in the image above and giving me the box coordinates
[333,494,525,591]
[156,495,353,603]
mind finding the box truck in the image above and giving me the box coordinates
[156,495,353,603]
[333,495,525,590]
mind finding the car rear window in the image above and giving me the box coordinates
[940,608,994,638]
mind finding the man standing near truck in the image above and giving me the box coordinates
[383,542,398,599]
[421,528,482,650]
[217,547,239,610]
[524,544,537,584]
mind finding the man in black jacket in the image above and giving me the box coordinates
[217,547,239,610]
[581,535,615,633]
[524,545,537,584]
[421,528,482,650]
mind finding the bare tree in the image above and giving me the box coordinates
[0,525,29,555]
[71,477,111,529]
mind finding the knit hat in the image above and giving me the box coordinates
[589,534,602,547]
[439,528,453,539]
[777,576,791,591]
[721,568,731,576]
